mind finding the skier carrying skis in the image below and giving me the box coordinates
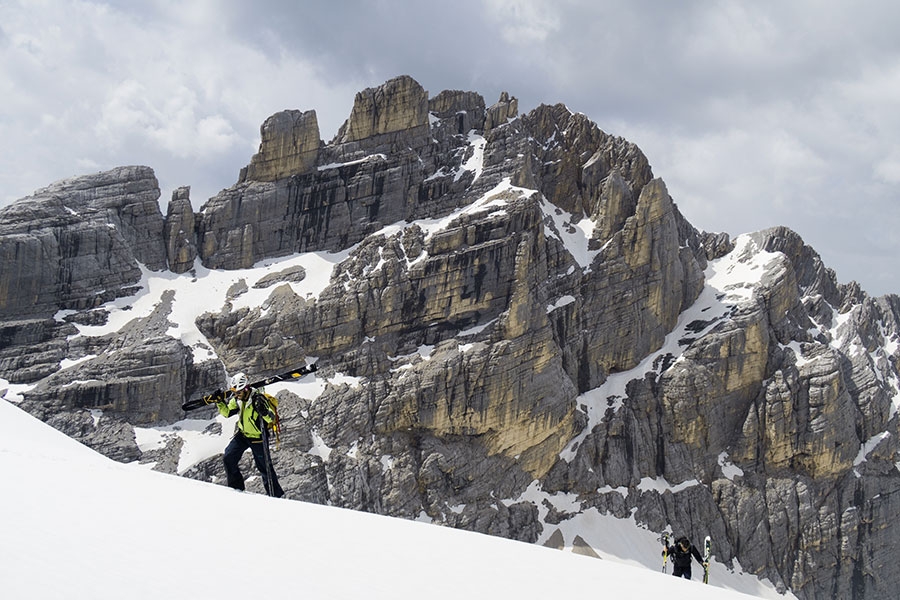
[218,372,284,498]
[663,536,706,580]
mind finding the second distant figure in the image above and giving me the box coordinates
[663,536,706,579]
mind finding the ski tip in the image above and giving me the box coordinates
[293,362,318,377]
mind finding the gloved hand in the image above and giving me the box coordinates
[253,396,271,418]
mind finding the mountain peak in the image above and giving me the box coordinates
[2,75,898,599]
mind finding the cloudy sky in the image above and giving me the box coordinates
[2,0,899,295]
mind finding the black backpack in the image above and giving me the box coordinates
[671,538,693,566]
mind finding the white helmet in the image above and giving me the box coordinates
[229,372,249,391]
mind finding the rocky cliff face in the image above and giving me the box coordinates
[0,166,165,320]
[2,75,899,600]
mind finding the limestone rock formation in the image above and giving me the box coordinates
[241,109,321,182]
[335,75,430,145]
[428,89,486,134]
[164,186,197,273]
[3,76,900,600]
[484,91,518,131]
[195,76,475,270]
[0,165,166,320]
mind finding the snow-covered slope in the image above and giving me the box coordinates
[2,398,783,599]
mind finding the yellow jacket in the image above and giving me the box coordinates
[217,390,276,439]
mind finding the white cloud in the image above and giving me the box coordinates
[95,80,240,158]
[681,2,783,70]
[875,153,900,185]
[484,0,562,44]
[0,0,359,207]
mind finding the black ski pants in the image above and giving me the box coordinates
[672,565,692,579]
[223,431,284,498]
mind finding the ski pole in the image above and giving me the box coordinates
[254,396,276,498]
[260,411,276,497]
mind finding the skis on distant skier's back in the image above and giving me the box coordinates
[661,533,669,573]
[702,535,711,584]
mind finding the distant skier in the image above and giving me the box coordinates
[663,536,706,579]
[217,372,284,498]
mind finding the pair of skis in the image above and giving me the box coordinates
[661,532,711,584]
[181,362,318,411]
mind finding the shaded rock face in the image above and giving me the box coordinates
[428,89,485,134]
[4,76,900,600]
[0,165,166,320]
[196,75,442,270]
[484,91,518,132]
[0,167,218,456]
[539,228,900,600]
[164,186,197,274]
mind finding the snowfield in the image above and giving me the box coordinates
[1,399,793,599]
